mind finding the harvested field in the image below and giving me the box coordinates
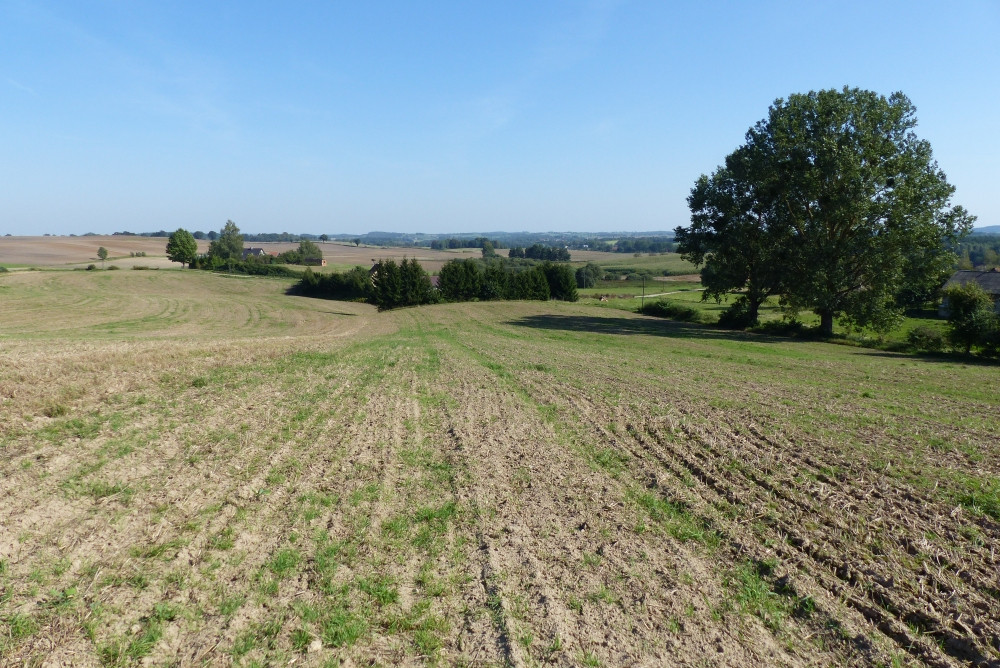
[0,236,483,273]
[1,270,998,667]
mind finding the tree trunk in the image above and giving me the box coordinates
[748,299,762,327]
[819,311,834,336]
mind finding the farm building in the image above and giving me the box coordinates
[242,248,267,259]
[939,268,1000,316]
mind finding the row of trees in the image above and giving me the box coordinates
[612,237,674,254]
[437,258,577,302]
[293,256,578,310]
[429,237,504,250]
[675,87,974,335]
[508,244,571,261]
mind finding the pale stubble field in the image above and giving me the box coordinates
[0,269,998,667]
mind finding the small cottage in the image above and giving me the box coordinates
[940,269,1000,316]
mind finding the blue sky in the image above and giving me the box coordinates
[2,1,997,236]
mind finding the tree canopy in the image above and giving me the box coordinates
[944,282,999,355]
[165,228,198,266]
[297,239,323,262]
[208,220,244,261]
[676,87,975,334]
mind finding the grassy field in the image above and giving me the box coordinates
[1,270,998,667]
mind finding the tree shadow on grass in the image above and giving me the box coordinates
[861,350,999,367]
[509,313,1000,366]
[506,314,784,343]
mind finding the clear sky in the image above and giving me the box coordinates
[2,1,997,236]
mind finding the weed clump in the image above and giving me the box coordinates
[907,324,945,352]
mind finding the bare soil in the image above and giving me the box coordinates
[0,271,997,667]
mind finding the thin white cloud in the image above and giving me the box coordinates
[5,77,36,94]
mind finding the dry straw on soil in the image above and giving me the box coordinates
[1,270,998,667]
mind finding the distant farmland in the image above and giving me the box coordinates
[0,269,997,666]
[0,235,484,273]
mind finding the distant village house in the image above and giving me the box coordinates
[940,269,1000,316]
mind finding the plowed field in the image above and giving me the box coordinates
[1,271,997,667]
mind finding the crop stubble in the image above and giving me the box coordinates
[0,271,998,666]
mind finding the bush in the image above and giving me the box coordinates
[0,266,8,273]
[292,266,371,301]
[756,319,805,336]
[944,282,999,354]
[639,299,700,322]
[575,263,602,288]
[107,265,121,271]
[539,262,578,301]
[717,297,758,329]
[907,324,945,352]
[228,262,301,278]
[86,264,97,271]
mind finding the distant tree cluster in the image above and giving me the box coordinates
[437,258,576,302]
[175,221,326,272]
[429,237,504,251]
[114,230,170,237]
[292,255,577,310]
[292,259,435,310]
[296,266,371,301]
[612,237,674,254]
[956,235,1000,270]
[508,244,571,262]
[247,239,324,266]
[575,263,604,288]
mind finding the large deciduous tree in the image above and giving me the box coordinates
[677,87,974,334]
[165,228,198,266]
[677,145,790,327]
[208,220,244,261]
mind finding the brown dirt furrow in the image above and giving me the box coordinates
[639,420,1000,666]
[433,353,806,667]
[514,373,904,665]
[516,372,998,667]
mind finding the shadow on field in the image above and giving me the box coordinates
[511,314,1000,366]
[861,350,999,367]
[508,314,767,342]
